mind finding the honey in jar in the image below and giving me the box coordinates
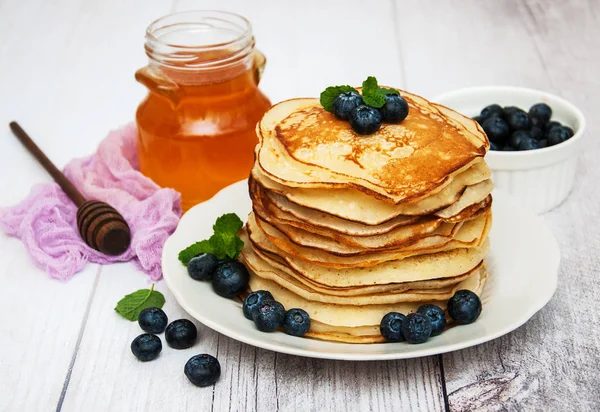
[135,11,271,211]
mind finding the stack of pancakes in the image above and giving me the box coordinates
[241,91,492,343]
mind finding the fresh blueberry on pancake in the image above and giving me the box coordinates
[448,290,482,324]
[417,304,447,336]
[380,94,409,123]
[333,91,364,120]
[243,290,274,320]
[401,313,433,344]
[349,105,382,135]
[380,312,407,342]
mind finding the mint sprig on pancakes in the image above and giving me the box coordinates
[319,76,409,135]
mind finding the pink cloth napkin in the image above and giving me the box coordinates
[0,123,181,281]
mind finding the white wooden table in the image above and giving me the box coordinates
[1,1,599,410]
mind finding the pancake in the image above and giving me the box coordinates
[256,92,488,204]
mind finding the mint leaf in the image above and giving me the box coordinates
[178,213,245,265]
[362,77,400,108]
[213,213,243,236]
[320,85,357,112]
[363,92,386,108]
[114,284,165,321]
[382,88,400,96]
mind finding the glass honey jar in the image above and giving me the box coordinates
[136,11,271,211]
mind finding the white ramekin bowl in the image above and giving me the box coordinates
[434,86,586,214]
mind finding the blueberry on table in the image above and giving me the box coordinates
[518,137,541,150]
[283,308,311,337]
[333,91,364,120]
[530,126,544,141]
[185,354,221,387]
[547,126,571,146]
[507,110,531,131]
[508,130,532,149]
[529,103,552,124]
[482,117,510,143]
[349,105,383,135]
[480,104,504,121]
[380,94,409,123]
[243,290,274,320]
[131,333,162,361]
[211,260,249,298]
[401,313,432,344]
[138,307,168,334]
[380,312,406,342]
[187,253,219,281]
[417,304,447,337]
[252,300,286,332]
[165,319,198,349]
[447,290,482,324]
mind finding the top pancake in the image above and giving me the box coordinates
[257,91,489,204]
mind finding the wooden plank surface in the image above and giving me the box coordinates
[0,0,599,410]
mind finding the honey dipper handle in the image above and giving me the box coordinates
[9,121,87,207]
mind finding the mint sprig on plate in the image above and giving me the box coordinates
[178,213,244,265]
[114,284,165,321]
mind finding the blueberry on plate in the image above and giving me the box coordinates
[480,104,503,121]
[380,94,409,123]
[333,91,364,120]
[243,290,274,320]
[447,290,482,324]
[380,312,406,342]
[508,130,532,149]
[507,110,531,131]
[547,126,571,146]
[138,307,168,334]
[131,333,162,361]
[252,300,286,332]
[401,313,432,344]
[481,117,510,144]
[529,103,552,125]
[489,141,500,151]
[417,304,446,337]
[518,137,541,151]
[165,319,198,349]
[187,253,219,281]
[530,126,544,141]
[211,260,249,298]
[349,105,383,135]
[283,308,311,337]
[185,354,221,387]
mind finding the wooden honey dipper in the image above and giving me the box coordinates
[9,122,131,256]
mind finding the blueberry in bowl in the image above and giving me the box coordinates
[481,117,510,144]
[480,103,504,121]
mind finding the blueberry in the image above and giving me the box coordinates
[417,304,447,337]
[349,105,382,135]
[448,290,482,324]
[187,253,219,281]
[401,313,432,344]
[252,300,286,332]
[380,94,409,123]
[547,126,571,146]
[481,117,510,144]
[165,319,198,349]
[518,137,541,151]
[243,290,274,320]
[503,106,525,119]
[473,115,482,125]
[489,141,500,151]
[545,121,561,132]
[380,312,406,342]
[538,139,549,148]
[480,104,503,121]
[529,103,552,125]
[138,307,168,334]
[283,308,311,337]
[211,260,249,298]
[501,145,517,151]
[508,130,532,148]
[332,91,364,120]
[530,126,544,141]
[185,354,221,387]
[507,111,531,131]
[563,126,574,138]
[131,333,162,361]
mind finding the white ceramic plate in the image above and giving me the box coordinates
[162,180,560,360]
